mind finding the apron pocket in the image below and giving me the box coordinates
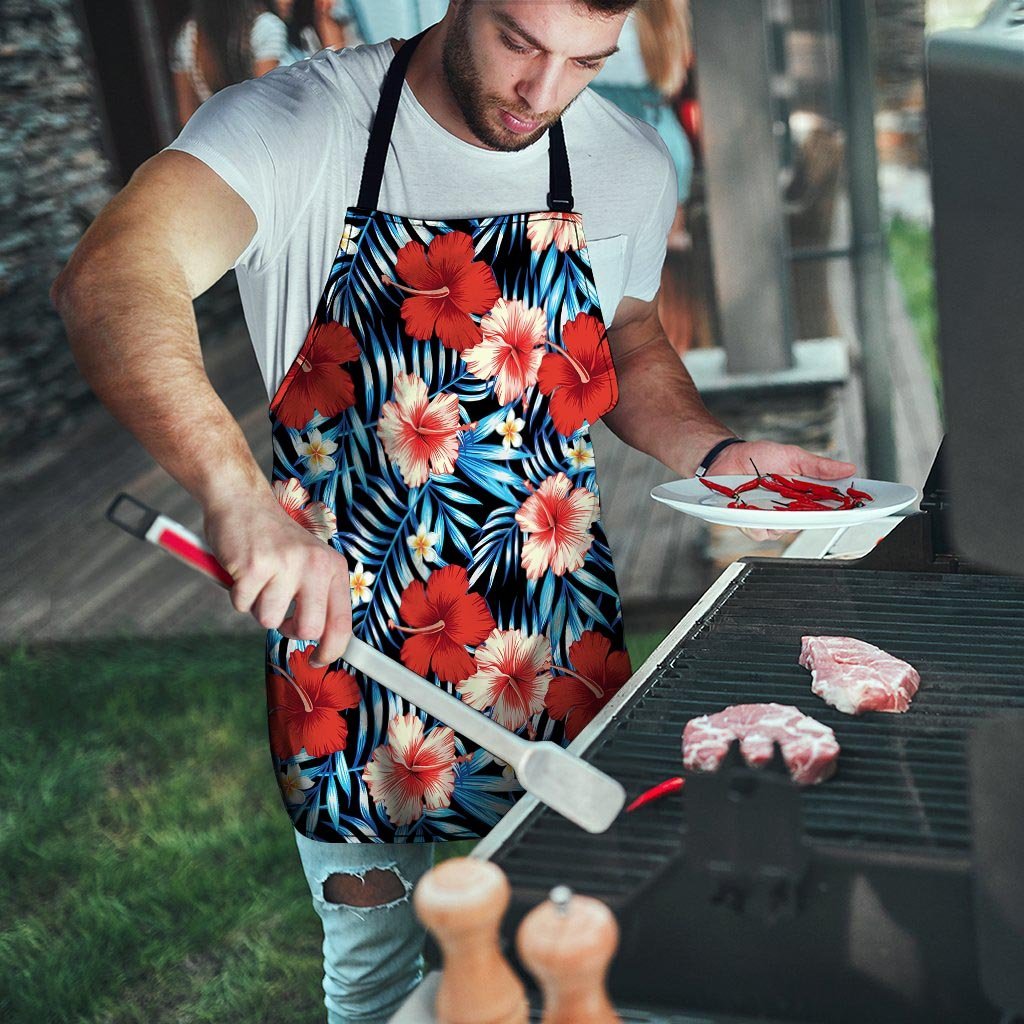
[582,234,628,326]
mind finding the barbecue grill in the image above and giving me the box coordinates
[473,448,1024,1023]
[463,10,1024,1022]
[391,8,1024,1023]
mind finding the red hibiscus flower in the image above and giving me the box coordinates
[363,713,456,826]
[545,631,632,741]
[537,313,619,436]
[267,645,361,759]
[385,230,500,352]
[514,473,599,580]
[272,320,361,430]
[389,565,496,683]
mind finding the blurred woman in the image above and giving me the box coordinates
[591,0,694,207]
[171,1,288,127]
[277,0,351,64]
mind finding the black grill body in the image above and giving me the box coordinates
[490,559,1024,1023]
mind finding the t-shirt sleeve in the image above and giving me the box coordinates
[623,133,678,302]
[251,12,289,63]
[164,64,339,273]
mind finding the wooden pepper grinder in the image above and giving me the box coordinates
[516,885,621,1024]
[413,857,528,1024]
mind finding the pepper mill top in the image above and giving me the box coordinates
[413,856,511,932]
[414,858,528,1024]
[516,886,621,1024]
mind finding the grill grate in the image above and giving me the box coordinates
[494,562,1024,901]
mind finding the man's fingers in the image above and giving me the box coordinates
[279,581,328,641]
[309,568,353,668]
[250,576,296,631]
[794,451,856,480]
[740,527,772,542]
[229,562,274,616]
[739,527,788,542]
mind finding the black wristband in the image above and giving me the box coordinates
[695,437,745,477]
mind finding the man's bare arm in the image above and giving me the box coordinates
[51,151,351,664]
[604,295,855,480]
[602,296,734,476]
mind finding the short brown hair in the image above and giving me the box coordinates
[472,1,639,15]
[580,0,639,13]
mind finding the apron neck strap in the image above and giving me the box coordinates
[546,119,574,212]
[357,30,574,214]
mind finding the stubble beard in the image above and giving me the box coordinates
[441,4,556,152]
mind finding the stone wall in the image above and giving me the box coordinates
[0,0,116,454]
[0,0,246,459]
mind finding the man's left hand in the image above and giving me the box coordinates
[707,440,857,542]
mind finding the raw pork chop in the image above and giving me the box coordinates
[799,636,920,716]
[682,703,840,786]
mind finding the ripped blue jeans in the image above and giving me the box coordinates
[294,831,473,1024]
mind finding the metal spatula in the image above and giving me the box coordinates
[106,493,626,834]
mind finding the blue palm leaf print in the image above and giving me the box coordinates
[266,204,630,845]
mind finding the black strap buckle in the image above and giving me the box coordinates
[546,192,574,212]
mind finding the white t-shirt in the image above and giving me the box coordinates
[167,39,677,400]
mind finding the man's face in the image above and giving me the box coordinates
[442,1,627,152]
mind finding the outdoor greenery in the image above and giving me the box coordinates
[887,215,941,397]
[1,627,664,1022]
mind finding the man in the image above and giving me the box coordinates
[52,1,855,1020]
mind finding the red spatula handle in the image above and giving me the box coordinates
[106,493,234,588]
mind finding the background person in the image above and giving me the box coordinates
[171,0,289,126]
[276,0,351,62]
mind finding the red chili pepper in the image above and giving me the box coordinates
[699,477,737,498]
[771,473,844,499]
[760,479,821,502]
[625,776,685,813]
[734,478,762,494]
[846,486,873,502]
[768,473,815,492]
[780,497,834,511]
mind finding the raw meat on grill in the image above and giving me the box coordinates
[799,635,920,716]
[682,703,840,785]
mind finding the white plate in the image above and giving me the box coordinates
[650,476,920,530]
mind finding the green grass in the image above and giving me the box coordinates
[887,215,941,398]
[1,629,664,1022]
[0,635,324,1023]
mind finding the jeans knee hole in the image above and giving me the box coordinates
[322,868,408,909]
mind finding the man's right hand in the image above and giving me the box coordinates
[204,492,352,668]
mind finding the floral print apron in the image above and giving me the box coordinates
[266,29,632,843]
